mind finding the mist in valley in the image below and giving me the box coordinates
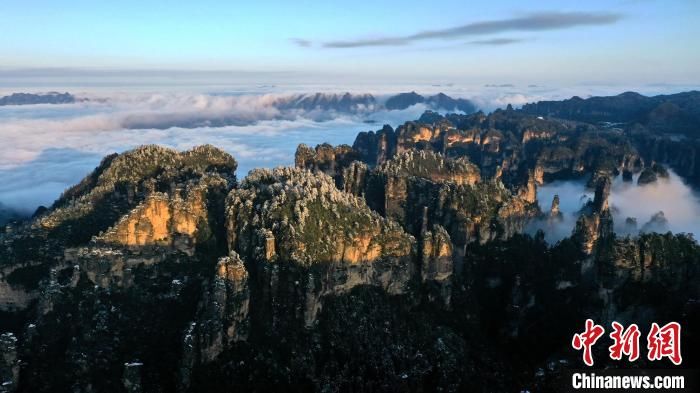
[529,169,700,243]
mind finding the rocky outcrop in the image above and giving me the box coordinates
[420,223,453,305]
[641,211,669,233]
[97,174,229,253]
[342,149,536,249]
[549,195,562,220]
[36,145,236,246]
[634,135,700,186]
[179,252,250,388]
[394,122,450,154]
[377,150,481,186]
[341,109,639,197]
[573,177,613,254]
[637,168,658,185]
[194,253,249,362]
[637,162,669,185]
[340,161,369,195]
[294,143,360,185]
[352,125,397,166]
[225,167,415,329]
[517,171,537,204]
[62,246,166,289]
[593,232,700,325]
[607,233,699,287]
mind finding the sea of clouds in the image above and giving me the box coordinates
[1,82,698,224]
[0,90,434,215]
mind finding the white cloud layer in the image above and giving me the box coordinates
[2,85,699,222]
[531,171,700,242]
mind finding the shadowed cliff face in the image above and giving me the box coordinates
[1,104,700,393]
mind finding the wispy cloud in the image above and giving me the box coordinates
[468,38,527,46]
[290,38,311,47]
[298,11,622,48]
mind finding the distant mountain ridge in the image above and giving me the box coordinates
[0,92,78,106]
[0,90,478,115]
[520,90,700,136]
[273,91,478,114]
[272,92,378,112]
[385,91,477,113]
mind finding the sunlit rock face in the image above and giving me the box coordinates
[225,167,415,329]
[517,171,537,204]
[0,145,237,309]
[226,167,413,267]
[97,174,228,252]
[21,144,238,268]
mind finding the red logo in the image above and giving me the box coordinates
[609,322,640,362]
[572,320,682,366]
[572,319,605,366]
[647,322,682,365]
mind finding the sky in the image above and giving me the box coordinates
[0,0,698,86]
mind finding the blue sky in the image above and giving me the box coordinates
[0,0,698,85]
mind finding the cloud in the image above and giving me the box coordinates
[324,37,410,48]
[290,38,312,47]
[318,11,622,48]
[5,84,690,215]
[468,38,526,46]
[529,171,700,243]
[0,91,430,212]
